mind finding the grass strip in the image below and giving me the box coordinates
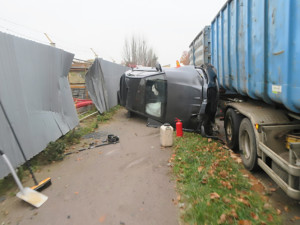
[172,133,281,225]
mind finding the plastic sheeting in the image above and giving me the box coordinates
[85,58,129,113]
[0,32,78,179]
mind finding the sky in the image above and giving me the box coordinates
[0,0,227,66]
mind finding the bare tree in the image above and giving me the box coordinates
[180,51,190,65]
[122,36,158,67]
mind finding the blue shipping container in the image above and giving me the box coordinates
[189,26,211,66]
[211,0,300,114]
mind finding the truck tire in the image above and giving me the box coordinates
[239,118,259,171]
[224,108,243,151]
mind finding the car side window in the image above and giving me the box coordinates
[145,75,166,118]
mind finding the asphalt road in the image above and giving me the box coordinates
[0,108,178,225]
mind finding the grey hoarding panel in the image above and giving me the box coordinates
[85,58,129,113]
[0,32,78,179]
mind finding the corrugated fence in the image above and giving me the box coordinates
[0,32,79,179]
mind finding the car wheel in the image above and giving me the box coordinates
[239,118,259,171]
[224,108,243,151]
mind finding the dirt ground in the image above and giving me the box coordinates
[0,108,178,225]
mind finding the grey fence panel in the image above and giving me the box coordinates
[85,58,129,113]
[0,32,78,179]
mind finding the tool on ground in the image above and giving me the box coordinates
[0,150,48,207]
[65,134,119,156]
[106,134,119,143]
[0,100,52,191]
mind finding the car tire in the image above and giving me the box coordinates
[224,108,243,151]
[239,118,259,171]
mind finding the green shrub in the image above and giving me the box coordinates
[64,129,81,145]
[42,141,66,162]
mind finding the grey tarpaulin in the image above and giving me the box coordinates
[0,32,79,179]
[85,58,129,113]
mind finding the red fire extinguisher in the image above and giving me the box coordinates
[175,118,183,137]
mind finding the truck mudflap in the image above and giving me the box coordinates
[258,141,300,200]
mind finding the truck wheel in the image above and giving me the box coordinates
[224,108,243,151]
[239,118,258,171]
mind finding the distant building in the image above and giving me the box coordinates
[68,59,92,99]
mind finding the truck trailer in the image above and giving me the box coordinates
[190,0,300,199]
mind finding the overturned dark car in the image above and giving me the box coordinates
[118,64,219,135]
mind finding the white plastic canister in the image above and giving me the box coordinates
[160,123,174,147]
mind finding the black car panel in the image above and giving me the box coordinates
[119,64,218,135]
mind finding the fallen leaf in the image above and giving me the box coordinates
[264,203,271,209]
[237,197,250,207]
[250,212,258,220]
[177,195,181,201]
[210,192,220,199]
[276,209,281,215]
[231,209,238,219]
[208,169,215,175]
[208,138,212,143]
[178,203,185,208]
[172,198,178,205]
[222,197,231,204]
[198,166,204,172]
[74,192,79,195]
[236,158,242,163]
[99,215,106,223]
[219,170,228,178]
[202,178,208,184]
[221,181,233,190]
[284,206,289,212]
[238,220,251,225]
[293,216,300,220]
[218,214,226,224]
[269,188,276,192]
[250,183,265,192]
[267,214,273,222]
[260,195,269,202]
